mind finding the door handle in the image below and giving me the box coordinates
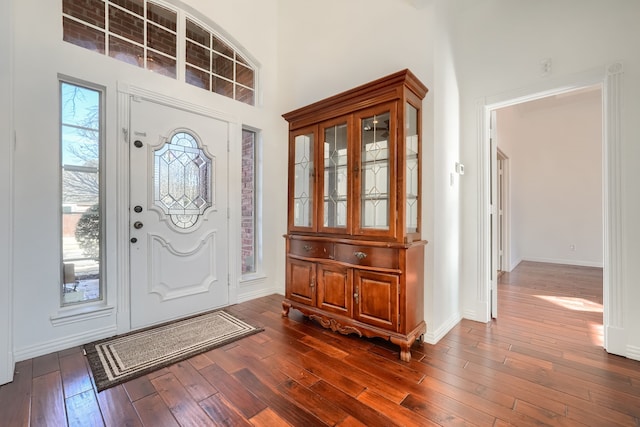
[133,221,144,229]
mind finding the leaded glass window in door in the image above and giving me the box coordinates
[323,122,348,228]
[361,111,390,229]
[154,131,212,229]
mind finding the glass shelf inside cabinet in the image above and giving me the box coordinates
[293,132,314,227]
[323,122,348,229]
[361,111,390,229]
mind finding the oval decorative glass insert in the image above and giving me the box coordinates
[154,131,213,229]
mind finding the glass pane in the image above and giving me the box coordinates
[324,123,348,228]
[406,103,419,233]
[212,53,233,80]
[147,2,177,31]
[63,17,106,54]
[147,24,176,57]
[110,0,144,16]
[361,111,390,229]
[109,6,144,44]
[186,65,210,90]
[235,85,254,105]
[109,36,143,67]
[154,132,212,229]
[186,19,210,47]
[186,40,210,71]
[293,133,314,227]
[147,51,176,78]
[241,130,256,274]
[61,82,102,305]
[236,63,254,88]
[212,75,233,98]
[63,0,106,28]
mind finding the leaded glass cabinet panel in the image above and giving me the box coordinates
[320,117,350,233]
[288,126,316,231]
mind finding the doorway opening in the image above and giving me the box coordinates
[479,63,625,356]
[489,86,604,343]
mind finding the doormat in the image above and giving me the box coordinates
[83,310,263,392]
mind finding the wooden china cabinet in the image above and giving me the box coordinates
[281,69,428,362]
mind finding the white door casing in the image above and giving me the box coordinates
[129,97,229,329]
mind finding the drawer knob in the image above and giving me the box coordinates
[303,245,313,252]
[354,251,367,260]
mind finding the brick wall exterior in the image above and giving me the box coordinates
[241,130,255,273]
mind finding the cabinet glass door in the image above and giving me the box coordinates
[291,130,315,229]
[322,120,349,230]
[359,108,394,232]
[406,102,419,234]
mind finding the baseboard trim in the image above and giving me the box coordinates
[424,312,461,345]
[13,325,117,362]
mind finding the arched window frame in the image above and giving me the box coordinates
[61,0,258,105]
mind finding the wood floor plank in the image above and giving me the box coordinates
[30,371,66,427]
[122,375,157,402]
[4,262,640,426]
[59,350,93,398]
[233,368,328,426]
[65,389,105,427]
[132,393,180,427]
[310,380,400,426]
[96,384,143,427]
[276,378,348,425]
[151,372,216,426]
[198,362,267,419]
[0,360,32,427]
[199,392,253,427]
[168,360,217,401]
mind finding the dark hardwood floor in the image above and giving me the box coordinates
[2,261,640,426]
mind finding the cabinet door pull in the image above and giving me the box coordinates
[310,278,315,288]
[354,287,359,304]
[354,251,367,260]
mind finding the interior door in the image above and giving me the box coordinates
[490,110,498,319]
[129,98,229,329]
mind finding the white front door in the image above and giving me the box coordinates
[129,97,229,329]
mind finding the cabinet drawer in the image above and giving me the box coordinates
[289,239,333,259]
[334,244,399,269]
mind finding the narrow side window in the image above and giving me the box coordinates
[60,81,103,305]
[241,129,259,274]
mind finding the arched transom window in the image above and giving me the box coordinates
[62,0,256,105]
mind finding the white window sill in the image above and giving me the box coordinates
[50,304,115,327]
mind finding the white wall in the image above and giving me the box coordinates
[497,89,603,269]
[277,0,463,343]
[451,0,640,358]
[8,0,283,364]
[0,0,15,384]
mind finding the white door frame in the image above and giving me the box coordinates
[115,82,239,334]
[477,63,626,356]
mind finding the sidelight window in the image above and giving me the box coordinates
[60,80,104,305]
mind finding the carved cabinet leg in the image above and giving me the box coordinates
[282,301,291,317]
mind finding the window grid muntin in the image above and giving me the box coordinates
[62,0,256,105]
